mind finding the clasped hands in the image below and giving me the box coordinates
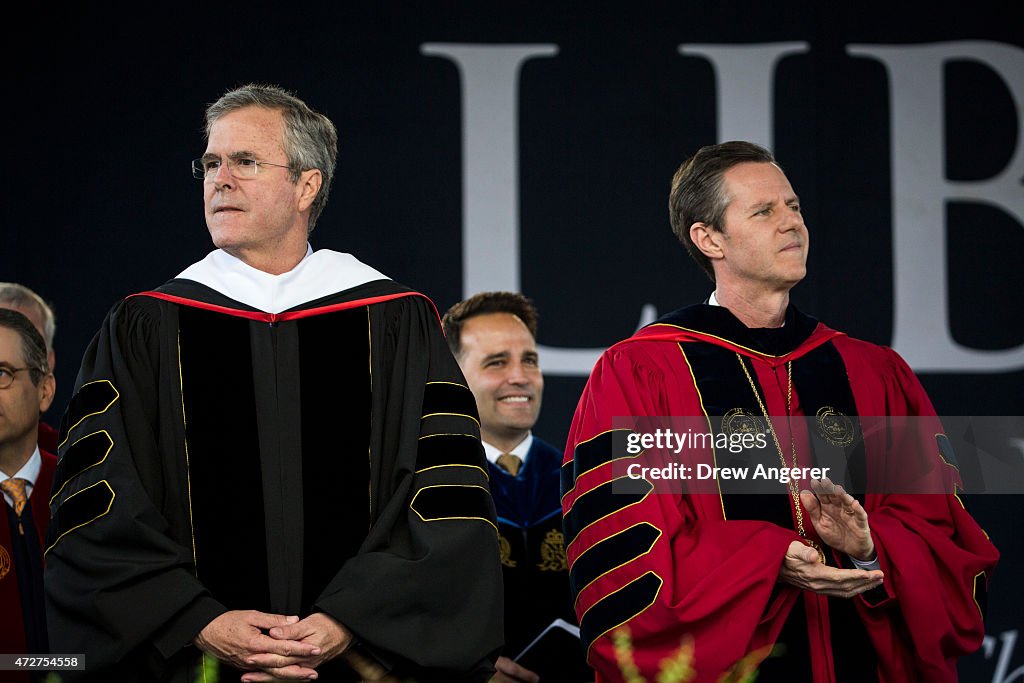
[194,610,355,681]
[777,477,885,599]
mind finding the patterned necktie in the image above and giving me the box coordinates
[496,453,523,477]
[1,478,29,534]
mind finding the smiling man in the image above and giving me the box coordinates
[562,141,999,682]
[45,84,501,683]
[444,292,590,683]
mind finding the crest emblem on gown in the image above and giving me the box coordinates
[721,408,765,439]
[816,406,855,447]
[498,533,516,567]
[537,528,568,572]
[0,545,9,581]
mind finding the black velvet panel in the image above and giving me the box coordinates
[51,430,113,499]
[686,338,876,681]
[178,307,270,612]
[755,595,813,682]
[569,522,660,599]
[58,380,119,446]
[421,382,478,420]
[47,481,114,552]
[790,342,866,494]
[296,309,370,612]
[936,434,959,469]
[6,503,48,653]
[567,430,638,488]
[827,594,878,682]
[411,485,494,523]
[498,516,580,662]
[560,461,575,499]
[578,572,662,652]
[655,304,818,356]
[416,433,484,470]
[563,478,653,547]
[681,343,793,528]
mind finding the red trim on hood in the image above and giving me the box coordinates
[615,323,846,367]
[129,290,432,323]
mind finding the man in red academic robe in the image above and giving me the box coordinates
[0,309,57,682]
[562,141,998,682]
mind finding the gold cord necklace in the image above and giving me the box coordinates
[737,354,825,564]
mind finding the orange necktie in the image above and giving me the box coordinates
[1,477,29,535]
[496,453,523,477]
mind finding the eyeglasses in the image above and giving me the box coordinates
[191,156,292,181]
[0,367,37,389]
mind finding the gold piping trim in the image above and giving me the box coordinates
[648,323,786,359]
[426,380,470,391]
[561,428,639,506]
[44,480,115,556]
[677,344,726,518]
[367,307,373,524]
[416,434,488,478]
[409,484,498,532]
[572,522,663,610]
[415,464,489,480]
[581,571,664,660]
[421,412,481,426]
[177,333,199,571]
[972,571,985,616]
[933,433,966,507]
[565,476,654,556]
[49,430,114,504]
[934,433,962,473]
[418,432,478,441]
[58,379,120,448]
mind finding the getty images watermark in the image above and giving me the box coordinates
[600,415,1024,495]
[623,426,831,485]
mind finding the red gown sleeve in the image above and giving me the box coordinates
[846,344,999,682]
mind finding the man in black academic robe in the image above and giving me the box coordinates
[45,84,503,682]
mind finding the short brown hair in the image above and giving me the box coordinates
[668,141,776,281]
[442,292,538,357]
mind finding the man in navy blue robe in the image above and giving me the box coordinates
[445,292,590,683]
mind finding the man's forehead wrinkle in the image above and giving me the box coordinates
[201,149,259,160]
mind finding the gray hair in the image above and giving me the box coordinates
[0,308,50,384]
[204,83,338,231]
[0,282,56,351]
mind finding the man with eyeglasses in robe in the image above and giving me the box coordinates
[0,283,59,455]
[0,309,56,682]
[45,83,502,683]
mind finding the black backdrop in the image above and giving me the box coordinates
[4,3,1022,680]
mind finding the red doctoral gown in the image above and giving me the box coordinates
[562,304,998,683]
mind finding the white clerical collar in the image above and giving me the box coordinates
[1,446,41,505]
[482,433,534,465]
[176,244,389,314]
